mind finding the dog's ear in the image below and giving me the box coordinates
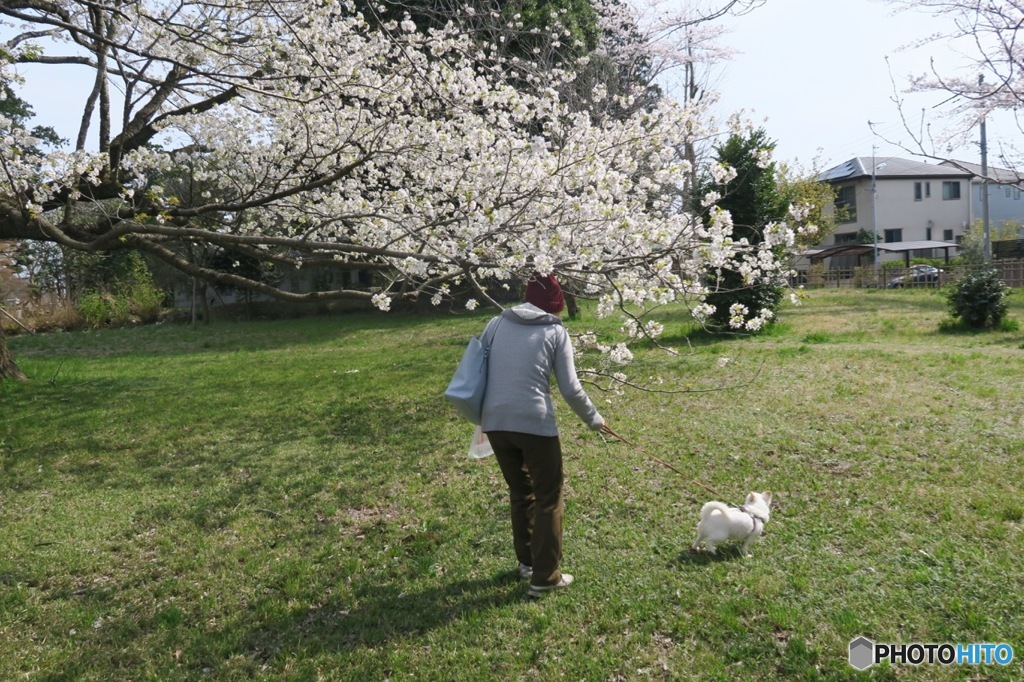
[763,491,773,505]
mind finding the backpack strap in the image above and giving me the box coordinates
[481,315,503,348]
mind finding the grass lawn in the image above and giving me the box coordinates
[2,289,1023,681]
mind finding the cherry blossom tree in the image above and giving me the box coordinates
[0,0,809,381]
[884,0,1024,179]
[588,0,762,191]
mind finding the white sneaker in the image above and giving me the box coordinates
[527,573,573,598]
[518,563,532,580]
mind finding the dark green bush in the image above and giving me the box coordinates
[696,129,788,332]
[946,268,1010,329]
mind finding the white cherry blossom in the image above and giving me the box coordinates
[0,0,815,387]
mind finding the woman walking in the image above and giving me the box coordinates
[481,272,606,597]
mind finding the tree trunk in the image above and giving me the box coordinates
[200,282,211,325]
[191,277,198,325]
[0,326,28,382]
[565,291,579,319]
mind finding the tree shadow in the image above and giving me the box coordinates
[219,570,528,661]
[8,309,493,362]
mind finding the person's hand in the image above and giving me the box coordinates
[599,423,633,445]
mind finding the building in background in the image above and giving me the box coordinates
[815,157,971,269]
[940,160,1024,236]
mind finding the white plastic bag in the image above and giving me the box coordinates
[466,425,494,459]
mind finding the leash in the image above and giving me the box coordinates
[598,424,726,499]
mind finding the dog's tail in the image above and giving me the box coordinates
[699,501,730,520]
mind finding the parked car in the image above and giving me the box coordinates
[886,264,943,288]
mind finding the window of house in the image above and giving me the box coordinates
[944,229,954,241]
[925,227,932,241]
[834,232,858,244]
[884,229,902,243]
[1006,187,1012,198]
[926,182,931,198]
[942,181,961,200]
[835,186,857,222]
[914,182,923,201]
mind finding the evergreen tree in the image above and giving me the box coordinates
[697,129,788,331]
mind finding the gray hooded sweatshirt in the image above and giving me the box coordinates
[480,303,604,437]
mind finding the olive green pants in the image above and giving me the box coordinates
[486,431,564,587]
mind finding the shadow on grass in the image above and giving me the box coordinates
[8,309,493,362]
[224,571,527,660]
[672,546,749,566]
[937,318,1021,336]
[658,328,744,348]
[26,572,529,680]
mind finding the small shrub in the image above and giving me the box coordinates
[78,291,132,328]
[119,252,165,323]
[126,280,164,323]
[74,252,166,328]
[945,268,1010,329]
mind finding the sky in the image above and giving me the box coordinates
[7,0,1007,176]
[704,0,1000,172]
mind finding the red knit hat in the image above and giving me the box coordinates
[525,272,564,315]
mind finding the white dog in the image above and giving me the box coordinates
[691,491,772,557]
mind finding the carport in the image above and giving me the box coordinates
[806,240,960,266]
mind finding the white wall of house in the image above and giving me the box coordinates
[876,177,971,244]
[818,158,974,265]
[940,160,1024,233]
[823,178,868,242]
[972,180,1024,233]
[827,178,969,256]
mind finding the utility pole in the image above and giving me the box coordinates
[868,121,885,286]
[980,75,991,263]
[871,145,879,283]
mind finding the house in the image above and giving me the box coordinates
[813,157,971,269]
[939,160,1024,236]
